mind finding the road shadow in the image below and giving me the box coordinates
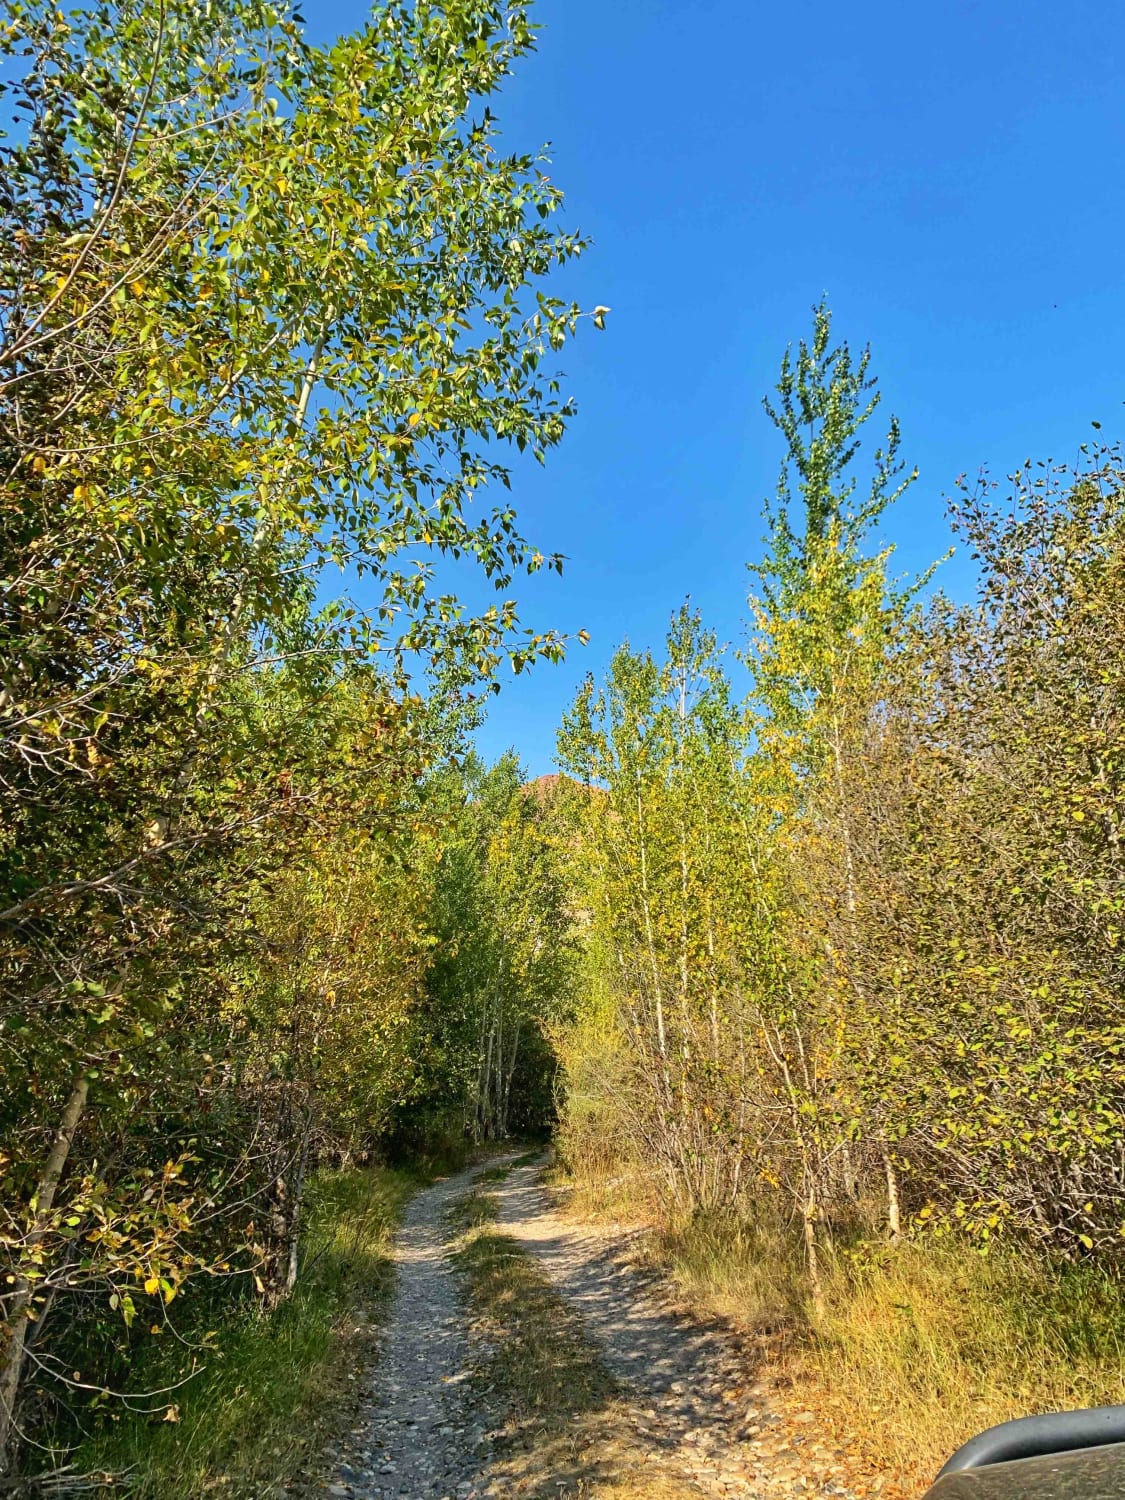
[459,1165,784,1499]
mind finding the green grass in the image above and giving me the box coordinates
[73,1166,419,1498]
[469,1147,546,1191]
[475,1163,517,1185]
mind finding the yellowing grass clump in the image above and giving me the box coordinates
[804,1238,1125,1487]
[662,1214,1125,1491]
[652,1208,807,1334]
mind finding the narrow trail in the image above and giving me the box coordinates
[319,1158,511,1500]
[494,1162,751,1405]
[318,1157,853,1500]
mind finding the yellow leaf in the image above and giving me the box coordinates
[144,1276,160,1295]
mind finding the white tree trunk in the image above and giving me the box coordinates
[0,1074,89,1473]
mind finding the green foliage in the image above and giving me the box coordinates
[747,300,935,787]
[823,449,1125,1250]
[558,605,796,1211]
[412,753,578,1142]
[0,0,591,1471]
[72,1167,417,1499]
[554,305,1125,1327]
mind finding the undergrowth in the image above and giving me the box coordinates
[68,1166,419,1498]
[805,1237,1125,1489]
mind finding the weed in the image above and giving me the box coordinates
[803,1238,1125,1488]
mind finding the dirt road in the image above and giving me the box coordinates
[317,1158,852,1500]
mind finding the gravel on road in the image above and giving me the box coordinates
[318,1159,508,1500]
[315,1156,855,1500]
[490,1160,854,1499]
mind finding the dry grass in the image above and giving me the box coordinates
[592,1480,710,1499]
[452,1185,617,1430]
[650,1209,807,1335]
[548,1133,660,1227]
[802,1238,1125,1491]
[554,1158,1125,1497]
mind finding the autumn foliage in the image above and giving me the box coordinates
[554,307,1125,1299]
[0,0,583,1472]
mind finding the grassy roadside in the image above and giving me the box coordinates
[550,1162,1125,1498]
[71,1165,420,1498]
[801,1238,1125,1496]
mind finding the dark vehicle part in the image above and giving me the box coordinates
[938,1406,1125,1476]
[924,1407,1125,1498]
[926,1442,1125,1498]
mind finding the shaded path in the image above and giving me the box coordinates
[317,1157,853,1499]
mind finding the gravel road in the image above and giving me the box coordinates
[317,1156,853,1500]
[319,1159,508,1500]
[491,1161,851,1498]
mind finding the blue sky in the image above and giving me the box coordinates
[311,0,1125,774]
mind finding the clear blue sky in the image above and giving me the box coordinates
[311,0,1125,775]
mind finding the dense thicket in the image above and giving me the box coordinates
[0,0,581,1471]
[555,306,1125,1305]
[406,756,576,1146]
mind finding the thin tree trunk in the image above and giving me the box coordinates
[0,1074,89,1473]
[883,1145,901,1241]
[803,1182,826,1317]
[492,988,504,1139]
[830,710,858,922]
[500,1022,521,1139]
[636,789,668,1068]
[476,997,492,1141]
[284,1109,313,1296]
